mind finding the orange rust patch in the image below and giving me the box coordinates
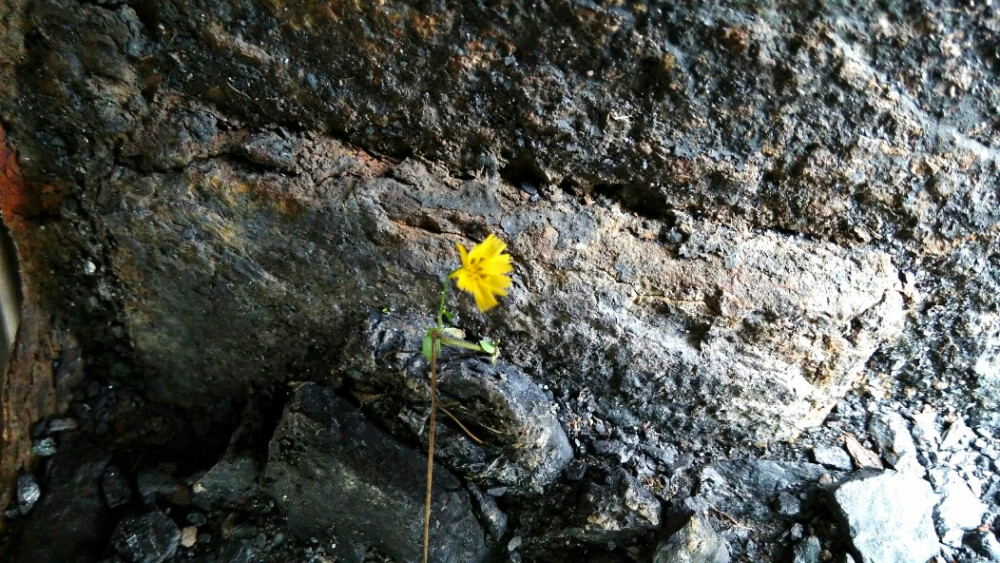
[0,125,38,231]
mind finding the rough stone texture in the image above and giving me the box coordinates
[111,510,181,563]
[868,411,922,475]
[693,460,834,537]
[0,0,920,450]
[931,468,987,544]
[793,536,823,563]
[653,514,730,563]
[549,466,661,544]
[14,441,112,563]
[1,0,1000,560]
[811,446,852,471]
[191,454,258,509]
[264,383,486,562]
[831,471,939,563]
[341,312,573,494]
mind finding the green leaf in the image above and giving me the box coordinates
[478,339,497,355]
[422,333,436,362]
[442,327,466,339]
[442,309,455,323]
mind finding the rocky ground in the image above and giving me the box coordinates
[2,326,999,562]
[1,0,999,561]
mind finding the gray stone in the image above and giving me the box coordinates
[793,536,822,563]
[102,465,133,509]
[467,485,507,542]
[812,446,853,471]
[933,469,987,542]
[695,461,832,534]
[789,523,804,542]
[869,412,923,475]
[47,418,78,432]
[112,510,181,563]
[831,471,938,563]
[192,454,258,509]
[31,437,57,457]
[776,492,802,518]
[553,467,661,544]
[137,466,187,506]
[653,514,730,563]
[343,312,573,495]
[909,409,941,452]
[940,417,975,452]
[17,474,40,513]
[265,383,485,562]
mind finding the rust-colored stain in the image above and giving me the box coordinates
[0,124,63,513]
[0,125,36,231]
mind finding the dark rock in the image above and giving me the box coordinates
[47,418,78,432]
[102,465,133,509]
[15,442,112,562]
[552,467,661,544]
[16,474,40,513]
[467,485,507,542]
[793,536,822,563]
[112,510,181,563]
[868,412,922,475]
[343,312,573,495]
[811,446,853,471]
[695,461,833,536]
[652,514,730,563]
[966,530,1000,561]
[776,491,802,518]
[137,466,188,506]
[31,437,57,457]
[192,454,258,509]
[265,383,485,562]
[830,471,938,563]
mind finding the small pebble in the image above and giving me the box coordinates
[180,526,198,548]
[48,418,79,432]
[17,474,41,513]
[112,510,180,563]
[103,465,133,509]
[187,511,208,526]
[31,437,57,457]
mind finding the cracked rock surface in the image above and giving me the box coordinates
[1,0,999,561]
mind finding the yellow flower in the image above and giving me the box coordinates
[449,234,513,312]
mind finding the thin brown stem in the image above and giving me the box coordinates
[423,332,438,563]
[438,405,483,444]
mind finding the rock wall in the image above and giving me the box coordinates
[1,0,999,561]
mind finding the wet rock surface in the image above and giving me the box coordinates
[0,0,999,561]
